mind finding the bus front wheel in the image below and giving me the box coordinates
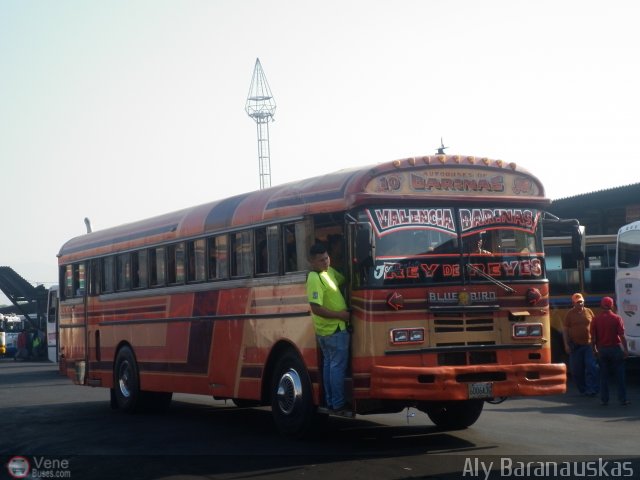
[421,399,484,429]
[270,351,316,437]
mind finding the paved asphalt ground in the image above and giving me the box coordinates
[1,358,640,480]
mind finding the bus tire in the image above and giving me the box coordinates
[422,399,484,429]
[270,351,316,437]
[113,346,141,413]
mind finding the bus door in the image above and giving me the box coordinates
[46,286,60,363]
[62,262,89,382]
[616,274,640,354]
[615,223,640,356]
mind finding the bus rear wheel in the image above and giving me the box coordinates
[112,346,173,413]
[270,351,316,437]
[421,399,484,429]
[113,346,141,413]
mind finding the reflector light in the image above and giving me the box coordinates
[526,288,542,305]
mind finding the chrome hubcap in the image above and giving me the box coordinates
[276,368,302,415]
[118,362,131,398]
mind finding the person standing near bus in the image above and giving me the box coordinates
[14,329,28,361]
[306,242,351,414]
[591,297,630,406]
[563,293,599,396]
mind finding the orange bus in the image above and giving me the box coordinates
[57,153,567,436]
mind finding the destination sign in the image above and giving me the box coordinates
[459,208,540,234]
[367,207,540,236]
[365,168,542,197]
[368,208,456,235]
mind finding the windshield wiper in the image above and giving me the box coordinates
[465,263,516,294]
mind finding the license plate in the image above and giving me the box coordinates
[468,382,493,399]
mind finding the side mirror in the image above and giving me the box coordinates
[355,223,375,266]
[572,225,585,261]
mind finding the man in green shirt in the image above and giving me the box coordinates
[307,242,351,413]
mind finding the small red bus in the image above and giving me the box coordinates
[58,153,566,436]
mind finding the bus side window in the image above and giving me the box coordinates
[149,247,166,287]
[64,265,73,298]
[255,225,279,275]
[231,231,252,277]
[132,250,148,289]
[167,242,185,284]
[187,239,206,283]
[102,257,115,293]
[208,235,228,280]
[284,225,297,272]
[116,253,131,291]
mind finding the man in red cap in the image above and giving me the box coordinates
[590,297,630,406]
[563,293,599,396]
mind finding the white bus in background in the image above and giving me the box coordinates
[46,285,59,363]
[615,220,640,356]
[0,314,25,358]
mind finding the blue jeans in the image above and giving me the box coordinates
[569,344,599,394]
[598,345,627,404]
[317,330,350,409]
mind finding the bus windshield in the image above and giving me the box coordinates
[617,227,640,268]
[358,206,543,287]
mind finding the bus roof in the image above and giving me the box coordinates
[58,154,548,261]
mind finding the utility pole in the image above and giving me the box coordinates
[245,58,276,189]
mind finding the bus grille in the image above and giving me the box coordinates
[432,313,497,366]
[433,314,494,333]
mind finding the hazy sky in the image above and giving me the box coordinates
[1,0,639,301]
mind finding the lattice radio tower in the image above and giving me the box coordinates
[245,58,276,189]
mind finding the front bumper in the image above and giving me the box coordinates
[369,362,567,401]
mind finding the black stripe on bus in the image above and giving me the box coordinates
[203,193,251,232]
[96,311,310,327]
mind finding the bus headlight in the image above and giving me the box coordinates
[390,328,425,345]
[410,329,424,342]
[512,323,543,338]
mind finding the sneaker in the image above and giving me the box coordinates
[600,401,608,406]
[620,400,631,406]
